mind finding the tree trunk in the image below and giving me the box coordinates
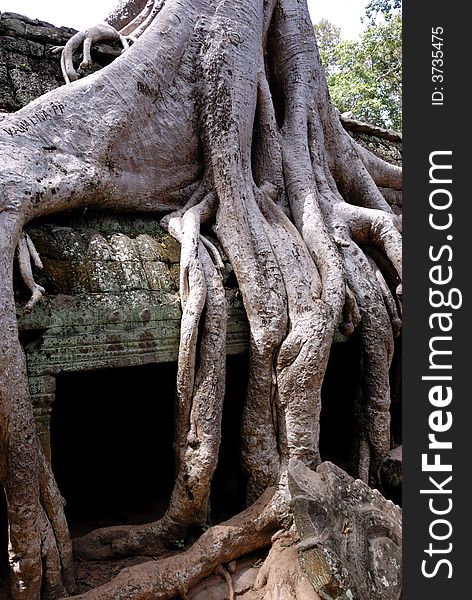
[0,0,402,598]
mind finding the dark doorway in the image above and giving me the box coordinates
[50,355,251,538]
[51,363,177,537]
[50,342,382,537]
[210,353,249,522]
[320,339,361,474]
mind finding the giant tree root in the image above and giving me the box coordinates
[67,488,287,600]
[253,531,322,600]
[74,192,228,562]
[0,0,402,596]
[72,462,403,600]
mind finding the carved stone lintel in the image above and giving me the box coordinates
[288,460,402,600]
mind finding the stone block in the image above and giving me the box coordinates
[189,574,229,600]
[154,236,181,264]
[89,261,126,293]
[289,460,402,600]
[233,566,258,595]
[143,261,174,292]
[134,234,164,261]
[41,258,92,294]
[109,233,141,262]
[87,233,113,260]
[28,225,89,260]
[120,261,148,291]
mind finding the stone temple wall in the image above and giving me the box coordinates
[0,11,121,111]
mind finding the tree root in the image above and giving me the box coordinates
[119,0,166,41]
[366,254,402,337]
[67,489,286,600]
[1,0,403,596]
[340,285,361,336]
[72,0,403,557]
[16,232,45,313]
[253,530,321,600]
[118,0,156,37]
[51,0,168,86]
[39,450,76,595]
[213,564,235,600]
[75,191,227,561]
[51,24,130,84]
[354,138,402,190]
[341,243,394,483]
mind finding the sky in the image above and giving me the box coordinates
[0,0,368,39]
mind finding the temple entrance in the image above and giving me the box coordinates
[211,353,249,522]
[320,339,361,473]
[51,363,177,538]
[50,355,250,538]
[47,340,394,539]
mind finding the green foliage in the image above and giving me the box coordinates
[313,19,341,78]
[315,13,402,131]
[365,0,402,25]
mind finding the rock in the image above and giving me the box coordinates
[0,12,72,111]
[189,574,229,600]
[0,12,122,113]
[232,566,258,595]
[24,215,180,297]
[380,445,402,506]
[288,460,402,600]
[187,556,260,599]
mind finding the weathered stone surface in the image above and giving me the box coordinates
[0,12,73,111]
[232,566,259,595]
[16,213,250,382]
[380,446,402,506]
[188,558,260,599]
[29,374,56,461]
[189,574,230,600]
[23,213,181,297]
[289,460,402,600]
[0,12,122,113]
[16,210,348,385]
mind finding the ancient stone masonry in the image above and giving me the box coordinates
[0,5,403,599]
[0,12,122,112]
[289,460,402,600]
[17,213,249,461]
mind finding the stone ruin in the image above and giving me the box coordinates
[0,10,403,599]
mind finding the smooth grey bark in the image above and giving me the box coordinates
[0,0,402,598]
